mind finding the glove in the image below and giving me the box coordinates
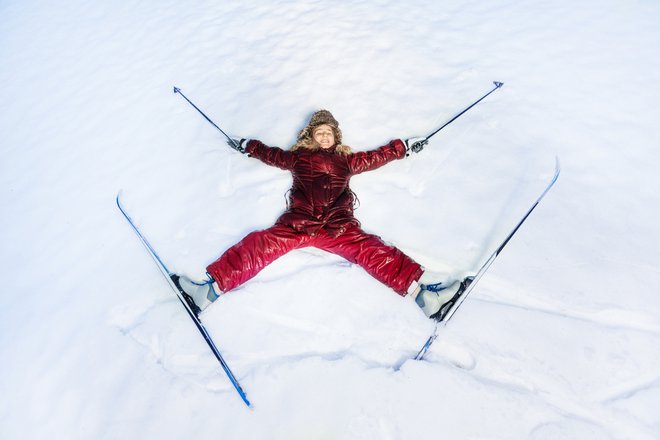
[404,137,428,154]
[227,138,247,154]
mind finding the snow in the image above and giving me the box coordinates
[1,0,660,438]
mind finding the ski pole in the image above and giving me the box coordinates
[410,81,504,152]
[173,86,243,152]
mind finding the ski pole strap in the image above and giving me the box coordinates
[173,86,242,151]
[426,81,504,141]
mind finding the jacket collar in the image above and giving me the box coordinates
[320,144,338,154]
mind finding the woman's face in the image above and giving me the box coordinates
[312,124,335,149]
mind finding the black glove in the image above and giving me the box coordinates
[227,138,247,154]
[404,137,428,154]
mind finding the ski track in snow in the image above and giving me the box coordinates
[2,0,660,438]
[476,276,660,335]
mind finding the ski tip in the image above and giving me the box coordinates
[550,156,561,185]
[116,190,123,206]
[494,81,504,88]
[173,86,181,94]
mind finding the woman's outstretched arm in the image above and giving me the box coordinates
[347,139,408,175]
[244,140,296,170]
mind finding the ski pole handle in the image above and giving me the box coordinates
[173,86,243,152]
[418,81,504,149]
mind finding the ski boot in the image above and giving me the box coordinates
[171,274,220,316]
[412,272,474,321]
[428,277,474,322]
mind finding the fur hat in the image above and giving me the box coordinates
[297,109,343,144]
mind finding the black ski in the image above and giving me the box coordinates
[116,194,251,407]
[415,159,561,360]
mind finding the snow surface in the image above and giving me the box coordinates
[2,0,660,438]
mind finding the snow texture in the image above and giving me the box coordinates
[2,0,660,439]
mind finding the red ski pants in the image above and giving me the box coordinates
[206,224,423,296]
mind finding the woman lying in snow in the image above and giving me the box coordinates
[175,110,465,319]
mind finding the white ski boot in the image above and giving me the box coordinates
[414,279,462,318]
[174,275,221,315]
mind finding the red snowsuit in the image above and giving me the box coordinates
[206,139,423,295]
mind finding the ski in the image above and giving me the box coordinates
[116,194,251,407]
[415,158,561,361]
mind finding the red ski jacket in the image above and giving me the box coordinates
[245,139,407,237]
